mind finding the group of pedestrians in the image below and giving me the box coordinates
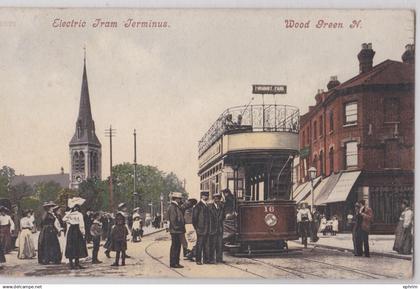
[167,190,226,268]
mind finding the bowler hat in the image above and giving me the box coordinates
[200,191,209,197]
[42,201,57,208]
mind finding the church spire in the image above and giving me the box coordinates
[69,49,101,147]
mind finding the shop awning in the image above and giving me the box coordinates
[301,175,331,206]
[323,171,361,204]
[293,177,321,203]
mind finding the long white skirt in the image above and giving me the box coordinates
[18,229,36,259]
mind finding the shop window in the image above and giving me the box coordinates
[344,102,358,125]
[345,141,358,168]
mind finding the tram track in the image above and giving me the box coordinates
[144,240,186,278]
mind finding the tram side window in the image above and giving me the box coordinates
[227,178,244,199]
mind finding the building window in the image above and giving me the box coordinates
[319,116,323,137]
[345,141,358,168]
[384,97,400,123]
[344,102,358,125]
[329,147,334,174]
[313,121,317,140]
[319,150,324,175]
[329,111,334,132]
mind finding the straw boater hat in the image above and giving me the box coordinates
[118,203,127,210]
[171,192,183,199]
[67,197,85,209]
[213,192,222,198]
[43,201,57,209]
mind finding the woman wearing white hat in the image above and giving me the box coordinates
[63,198,88,269]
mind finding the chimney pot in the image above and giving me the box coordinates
[402,44,415,64]
[357,43,375,74]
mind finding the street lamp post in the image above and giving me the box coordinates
[308,166,317,213]
[160,194,164,228]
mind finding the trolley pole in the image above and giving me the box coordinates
[105,125,116,211]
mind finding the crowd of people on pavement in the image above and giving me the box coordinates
[0,197,161,269]
[296,198,413,257]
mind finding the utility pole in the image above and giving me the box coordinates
[133,129,138,208]
[105,125,116,211]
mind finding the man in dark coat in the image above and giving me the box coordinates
[356,199,373,257]
[167,192,186,268]
[209,192,225,263]
[192,191,210,265]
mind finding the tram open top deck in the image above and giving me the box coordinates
[198,104,300,201]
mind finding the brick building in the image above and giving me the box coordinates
[294,43,414,233]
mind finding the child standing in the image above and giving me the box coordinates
[110,212,128,266]
[131,214,142,243]
[332,216,339,236]
[90,212,103,264]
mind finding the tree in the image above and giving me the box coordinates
[34,181,62,203]
[78,178,107,211]
[0,165,16,199]
[56,188,79,208]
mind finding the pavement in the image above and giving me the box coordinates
[296,233,412,260]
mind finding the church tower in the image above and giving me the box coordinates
[69,52,102,188]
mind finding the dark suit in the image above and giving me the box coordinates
[192,201,210,263]
[356,207,373,257]
[167,202,186,267]
[209,202,225,263]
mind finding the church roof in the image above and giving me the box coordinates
[69,57,101,147]
[11,173,70,188]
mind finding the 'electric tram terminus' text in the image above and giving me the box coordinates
[52,18,170,28]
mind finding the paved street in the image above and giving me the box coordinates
[0,229,412,279]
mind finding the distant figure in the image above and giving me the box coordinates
[393,199,413,255]
[17,210,36,259]
[131,213,142,242]
[90,212,103,264]
[38,202,62,265]
[153,213,161,229]
[0,206,14,254]
[192,191,210,265]
[63,203,88,269]
[167,192,186,268]
[355,199,373,257]
[222,189,234,215]
[296,202,312,248]
[351,202,361,255]
[319,215,327,235]
[110,212,129,267]
[103,213,115,258]
[332,216,339,236]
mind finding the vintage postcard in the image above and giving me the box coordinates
[0,8,414,281]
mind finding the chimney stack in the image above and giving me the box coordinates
[402,44,415,64]
[357,43,375,74]
[327,75,340,90]
[315,89,324,104]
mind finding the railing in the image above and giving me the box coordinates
[198,104,300,156]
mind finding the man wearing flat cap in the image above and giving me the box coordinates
[167,192,185,268]
[192,191,210,265]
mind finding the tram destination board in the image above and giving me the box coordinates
[252,84,287,95]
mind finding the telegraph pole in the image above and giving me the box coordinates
[105,125,116,211]
[133,129,138,208]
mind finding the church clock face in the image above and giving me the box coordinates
[75,175,82,183]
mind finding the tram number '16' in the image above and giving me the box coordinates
[264,205,275,213]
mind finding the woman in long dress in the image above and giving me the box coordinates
[0,206,15,254]
[63,204,88,269]
[393,199,413,255]
[17,210,36,259]
[38,202,62,264]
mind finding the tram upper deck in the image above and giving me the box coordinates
[198,104,300,201]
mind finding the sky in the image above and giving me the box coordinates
[0,9,414,198]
